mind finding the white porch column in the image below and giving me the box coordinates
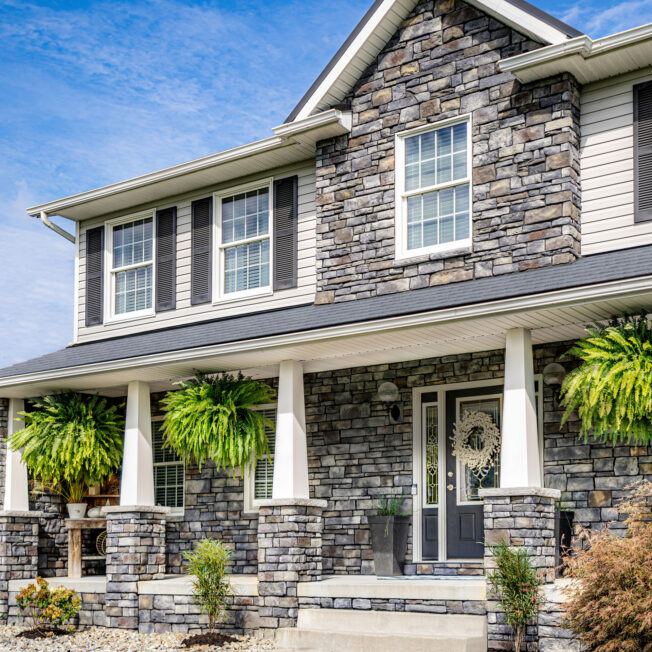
[3,399,29,512]
[272,360,309,500]
[119,381,155,506]
[500,328,541,488]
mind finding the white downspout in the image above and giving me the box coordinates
[39,211,75,243]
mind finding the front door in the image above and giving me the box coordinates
[445,386,502,559]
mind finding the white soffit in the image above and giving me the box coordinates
[26,109,352,222]
[289,0,577,122]
[500,23,652,84]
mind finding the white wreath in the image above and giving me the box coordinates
[451,411,501,477]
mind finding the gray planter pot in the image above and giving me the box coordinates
[368,515,410,576]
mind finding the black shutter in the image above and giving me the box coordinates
[155,207,177,312]
[191,197,212,304]
[635,81,652,222]
[85,225,104,326]
[273,175,298,291]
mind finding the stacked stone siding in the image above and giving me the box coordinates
[314,0,581,305]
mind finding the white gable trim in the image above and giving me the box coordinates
[291,0,579,122]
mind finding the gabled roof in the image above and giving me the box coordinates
[286,0,582,123]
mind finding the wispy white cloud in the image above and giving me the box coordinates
[558,0,652,36]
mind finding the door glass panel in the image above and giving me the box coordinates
[424,405,439,506]
[457,397,501,502]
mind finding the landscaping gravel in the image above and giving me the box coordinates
[0,626,276,651]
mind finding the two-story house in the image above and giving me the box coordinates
[0,0,651,649]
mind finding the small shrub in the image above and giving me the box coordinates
[183,538,233,631]
[563,480,652,652]
[487,540,541,652]
[16,577,81,634]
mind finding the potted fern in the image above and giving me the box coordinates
[7,393,124,518]
[160,372,275,472]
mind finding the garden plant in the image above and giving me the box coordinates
[16,577,81,637]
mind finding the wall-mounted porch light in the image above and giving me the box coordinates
[542,362,567,405]
[378,381,402,423]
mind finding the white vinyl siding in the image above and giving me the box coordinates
[76,162,316,343]
[581,67,652,254]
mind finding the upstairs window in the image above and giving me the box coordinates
[216,183,271,300]
[108,213,154,318]
[395,118,471,259]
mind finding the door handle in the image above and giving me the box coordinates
[447,484,454,491]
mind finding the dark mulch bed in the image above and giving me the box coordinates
[182,632,237,648]
[17,628,69,639]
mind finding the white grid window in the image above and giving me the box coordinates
[244,405,276,512]
[111,217,153,315]
[220,188,270,296]
[396,119,471,258]
[152,420,184,511]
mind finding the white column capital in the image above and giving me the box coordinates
[500,328,542,488]
[4,398,30,512]
[120,381,155,506]
[272,360,309,500]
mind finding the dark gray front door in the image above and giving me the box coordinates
[445,386,502,560]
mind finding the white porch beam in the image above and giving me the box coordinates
[119,381,155,506]
[3,398,30,511]
[500,328,542,488]
[272,360,309,500]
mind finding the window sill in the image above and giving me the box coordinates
[393,244,472,266]
[213,287,273,306]
[103,309,155,325]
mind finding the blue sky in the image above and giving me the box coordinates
[0,0,650,368]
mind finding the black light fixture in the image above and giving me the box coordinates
[542,362,567,405]
[378,381,402,423]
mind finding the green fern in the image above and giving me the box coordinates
[7,393,125,502]
[160,372,275,472]
[560,313,652,445]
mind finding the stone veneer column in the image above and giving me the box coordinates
[257,498,326,634]
[480,487,561,651]
[104,506,169,630]
[0,511,42,617]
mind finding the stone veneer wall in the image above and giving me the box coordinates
[314,0,581,305]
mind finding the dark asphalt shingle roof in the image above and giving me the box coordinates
[1,245,651,380]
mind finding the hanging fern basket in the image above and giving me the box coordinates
[160,372,276,472]
[560,313,652,446]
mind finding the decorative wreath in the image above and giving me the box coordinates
[451,411,501,478]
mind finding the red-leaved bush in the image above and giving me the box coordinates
[562,480,652,652]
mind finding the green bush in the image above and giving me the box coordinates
[160,372,275,472]
[16,577,81,634]
[8,393,124,503]
[560,313,652,445]
[183,538,234,631]
[487,540,541,652]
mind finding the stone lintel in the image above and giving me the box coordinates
[104,505,171,515]
[256,498,327,509]
[479,487,561,499]
[0,510,45,518]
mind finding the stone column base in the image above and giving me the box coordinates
[481,487,560,652]
[0,511,43,617]
[257,498,326,634]
[104,505,169,629]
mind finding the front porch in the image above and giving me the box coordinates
[1,283,651,649]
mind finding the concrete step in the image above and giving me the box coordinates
[276,608,487,652]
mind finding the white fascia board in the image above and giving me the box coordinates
[500,22,652,80]
[26,109,351,220]
[1,274,651,389]
[293,0,574,121]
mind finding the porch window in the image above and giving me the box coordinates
[217,184,271,300]
[109,214,154,317]
[152,418,184,511]
[395,118,471,259]
[244,405,276,512]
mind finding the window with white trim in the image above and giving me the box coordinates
[217,185,271,299]
[396,119,471,258]
[244,405,276,512]
[152,418,184,511]
[109,215,154,316]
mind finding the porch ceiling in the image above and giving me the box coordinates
[2,289,651,398]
